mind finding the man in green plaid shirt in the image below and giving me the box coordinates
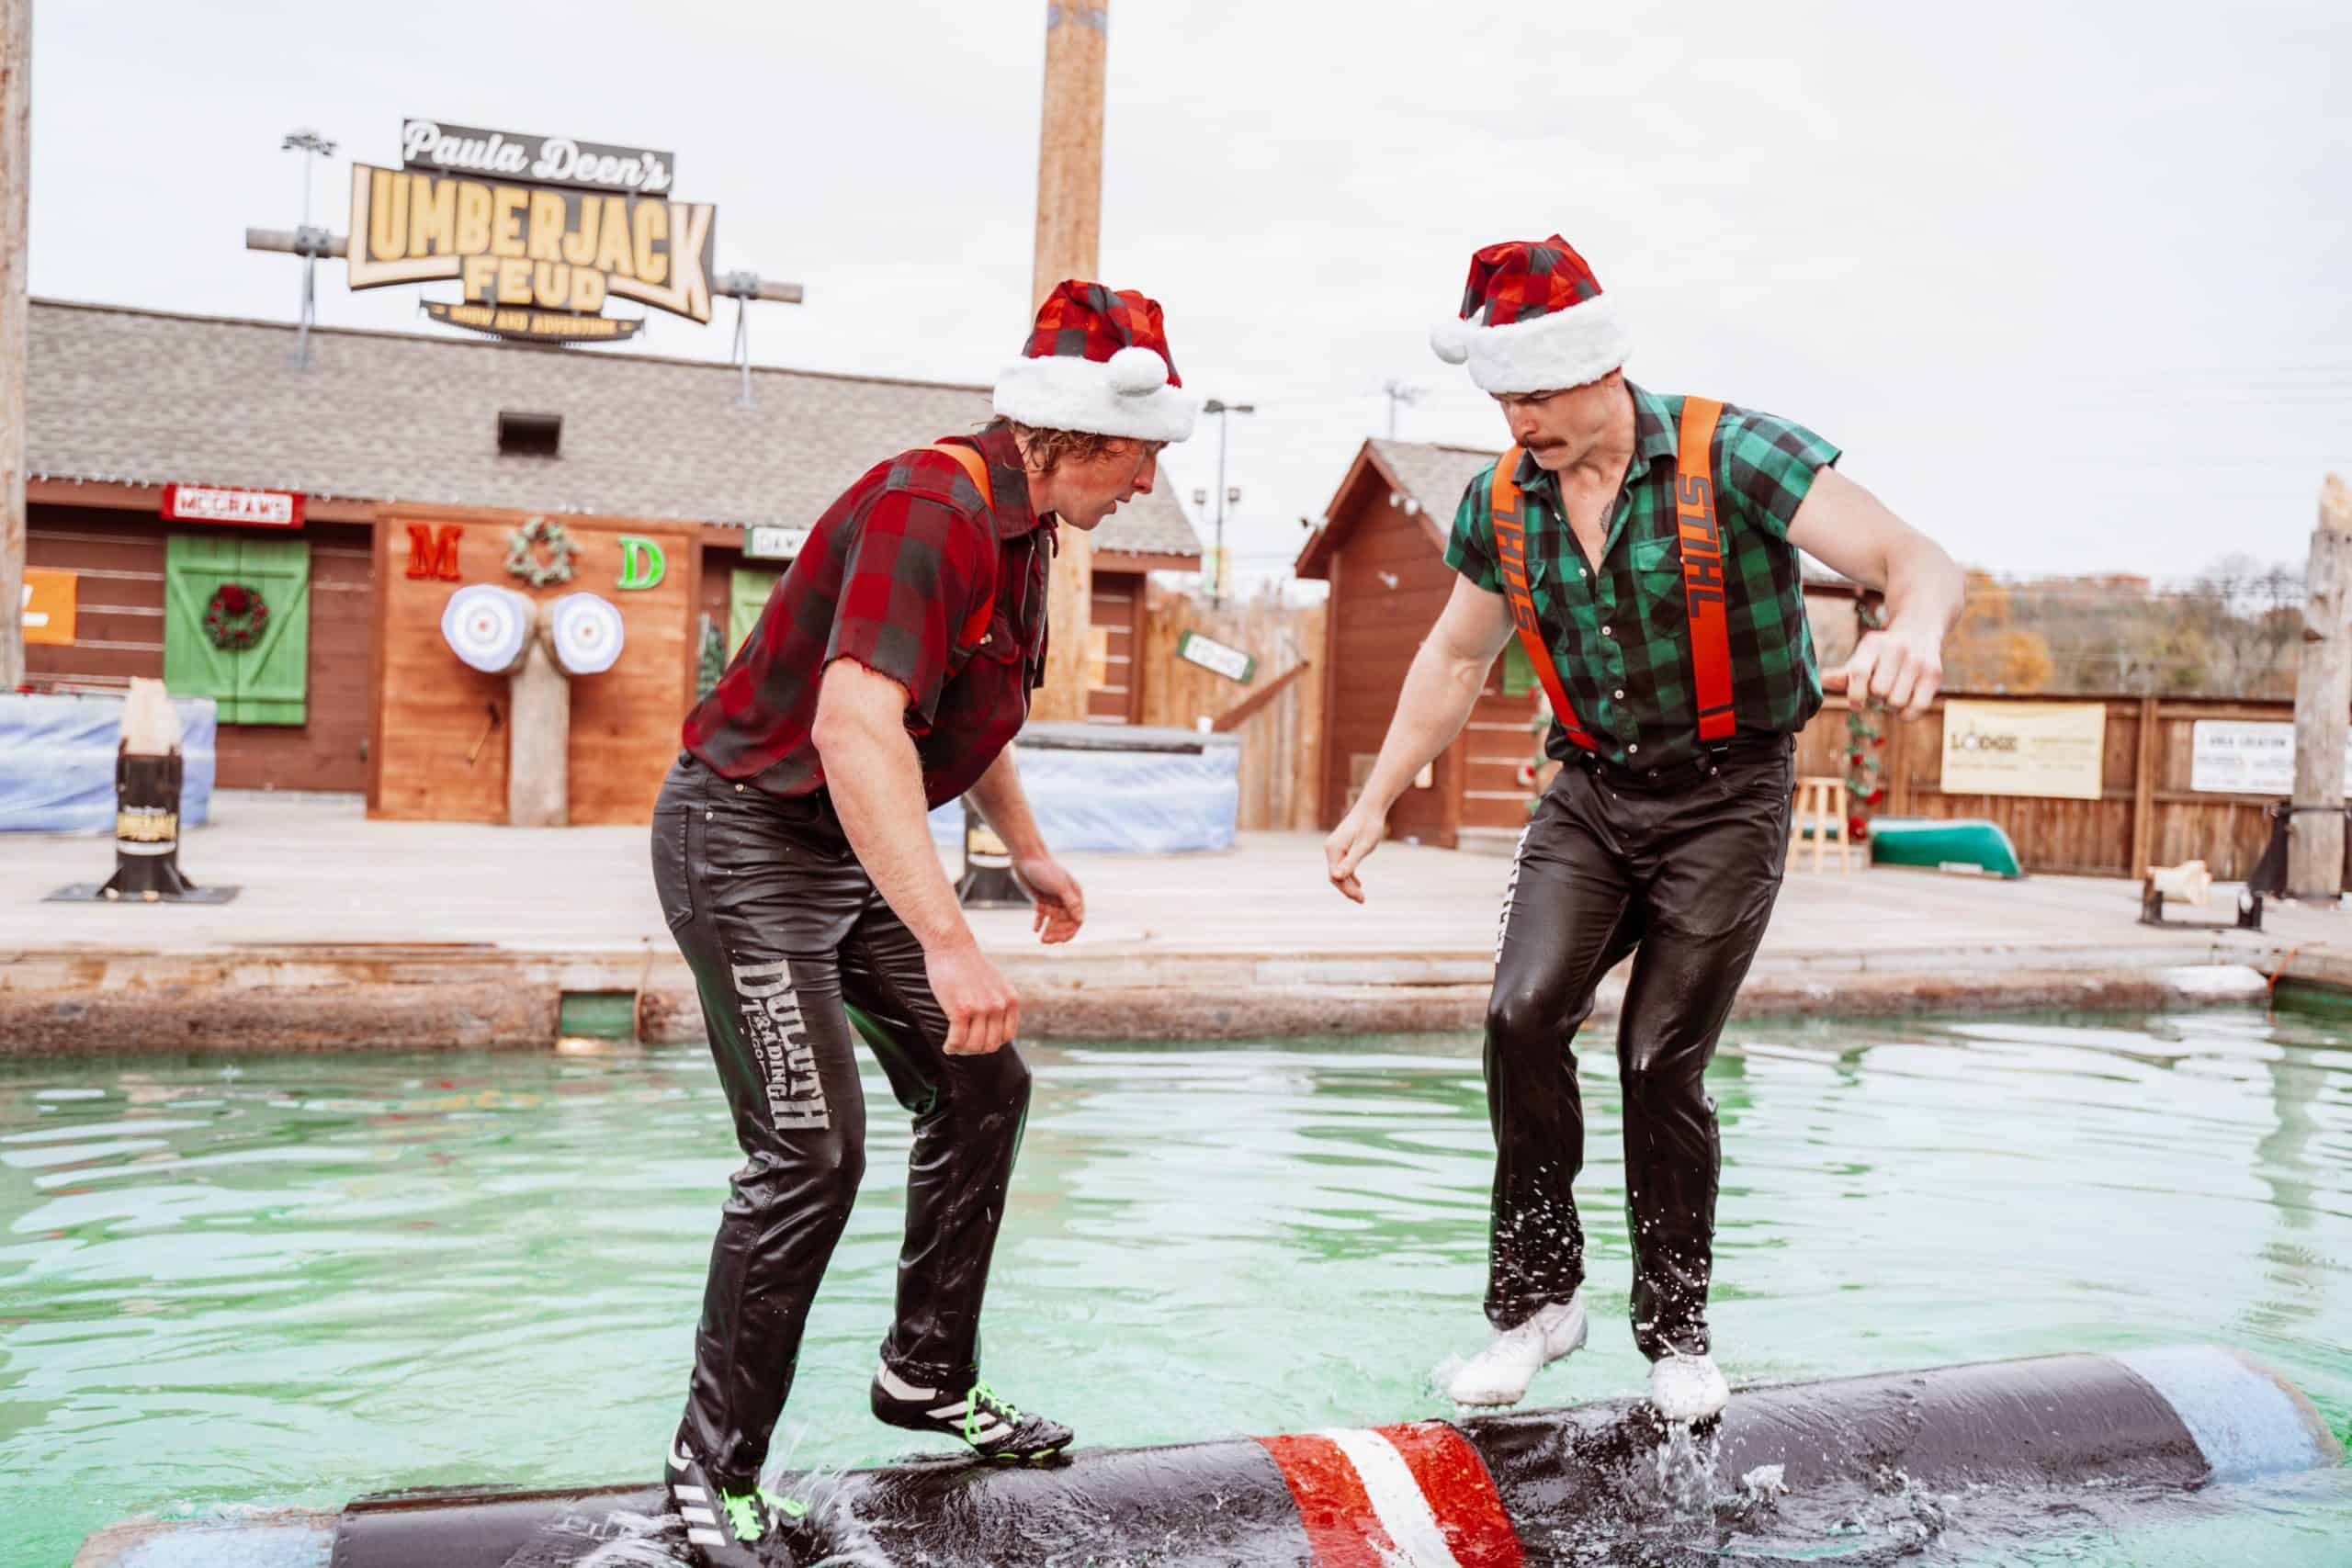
[1325,237,1963,1426]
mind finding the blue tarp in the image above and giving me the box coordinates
[0,694,218,833]
[927,730,1241,853]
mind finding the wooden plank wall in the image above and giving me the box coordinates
[1136,581,1325,831]
[1796,692,2352,885]
[1317,505,1457,843]
[26,507,374,791]
[371,508,695,825]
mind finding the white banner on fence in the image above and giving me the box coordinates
[2188,719,2352,795]
[1939,700,2107,800]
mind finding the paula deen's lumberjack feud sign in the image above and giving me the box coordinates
[346,118,714,344]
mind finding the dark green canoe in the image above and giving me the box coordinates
[1865,818,2025,879]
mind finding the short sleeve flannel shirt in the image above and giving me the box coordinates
[684,423,1052,809]
[1444,382,1841,772]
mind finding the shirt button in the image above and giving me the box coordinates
[1614,688,1626,699]
[1628,743,1640,755]
[1601,625,1613,637]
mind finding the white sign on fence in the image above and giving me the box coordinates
[744,526,809,560]
[2188,719,2352,795]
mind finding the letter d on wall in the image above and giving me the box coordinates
[616,536,666,591]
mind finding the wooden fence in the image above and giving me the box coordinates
[1137,585,1325,831]
[1794,691,2337,884]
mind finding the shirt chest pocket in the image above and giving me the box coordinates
[1629,533,1690,635]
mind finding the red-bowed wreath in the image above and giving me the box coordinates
[203,582,269,651]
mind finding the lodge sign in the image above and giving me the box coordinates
[402,118,675,196]
[162,484,305,528]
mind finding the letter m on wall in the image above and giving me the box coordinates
[406,523,462,581]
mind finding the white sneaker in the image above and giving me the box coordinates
[1445,1294,1589,1407]
[1648,1351,1730,1423]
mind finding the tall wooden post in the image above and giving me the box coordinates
[1026,0,1106,724]
[2288,474,2352,901]
[0,0,28,693]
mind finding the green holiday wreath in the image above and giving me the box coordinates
[203,582,269,651]
[503,517,579,588]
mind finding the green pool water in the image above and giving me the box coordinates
[4,1010,2349,1565]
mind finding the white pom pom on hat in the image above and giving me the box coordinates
[1429,317,1474,366]
[1106,344,1170,396]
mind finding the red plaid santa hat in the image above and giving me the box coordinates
[1429,236,1630,394]
[993,281,1197,444]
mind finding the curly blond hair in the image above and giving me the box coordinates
[995,419,1166,478]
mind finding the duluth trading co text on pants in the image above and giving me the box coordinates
[650,756,1032,1491]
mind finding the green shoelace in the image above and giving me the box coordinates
[965,1379,1022,1446]
[718,1486,808,1542]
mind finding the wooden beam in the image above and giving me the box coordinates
[28,478,375,524]
[1211,659,1310,732]
[0,0,26,691]
[2290,475,2352,899]
[2129,694,2159,874]
[1026,0,1108,725]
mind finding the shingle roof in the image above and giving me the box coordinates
[1366,438,1498,524]
[25,299,1201,560]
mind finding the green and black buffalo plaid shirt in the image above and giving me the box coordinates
[1445,381,1842,773]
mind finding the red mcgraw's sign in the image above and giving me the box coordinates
[161,485,306,528]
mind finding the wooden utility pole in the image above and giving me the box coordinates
[0,0,28,694]
[1027,0,1106,724]
[2288,473,2352,901]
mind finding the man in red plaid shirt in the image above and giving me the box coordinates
[652,282,1195,1565]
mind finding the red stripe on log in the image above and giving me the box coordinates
[1377,1421,1526,1567]
[1254,1432,1399,1568]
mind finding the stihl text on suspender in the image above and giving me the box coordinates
[1672,399,1736,743]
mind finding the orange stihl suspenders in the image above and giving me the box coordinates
[926,443,999,655]
[1492,449,1600,753]
[1492,396,1736,753]
[1673,398,1736,743]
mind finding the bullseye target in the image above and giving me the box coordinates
[440,584,535,675]
[548,592,626,676]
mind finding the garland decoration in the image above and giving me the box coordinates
[1843,593,1890,842]
[503,517,579,588]
[203,582,270,651]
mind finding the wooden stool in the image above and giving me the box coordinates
[1790,775,1853,873]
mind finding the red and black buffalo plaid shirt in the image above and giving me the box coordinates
[682,423,1052,810]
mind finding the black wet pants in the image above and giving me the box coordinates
[651,756,1031,1490]
[1483,739,1792,1360]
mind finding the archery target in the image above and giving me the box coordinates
[548,592,626,676]
[441,584,534,675]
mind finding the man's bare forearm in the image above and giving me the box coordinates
[967,748,1047,860]
[1881,531,1965,641]
[1354,635,1492,817]
[815,703,971,953]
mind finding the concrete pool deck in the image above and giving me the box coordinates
[3,790,2344,1051]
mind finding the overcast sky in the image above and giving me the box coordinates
[27,1,2351,587]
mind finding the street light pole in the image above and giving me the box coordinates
[1201,397,1253,604]
[279,129,337,370]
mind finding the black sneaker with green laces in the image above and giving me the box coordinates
[870,1366,1073,1463]
[665,1425,809,1568]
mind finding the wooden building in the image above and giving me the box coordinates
[1295,438,1860,852]
[20,301,1200,820]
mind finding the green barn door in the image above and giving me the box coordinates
[162,534,311,726]
[729,568,783,656]
[231,538,311,725]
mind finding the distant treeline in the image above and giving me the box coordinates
[1940,556,2303,698]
